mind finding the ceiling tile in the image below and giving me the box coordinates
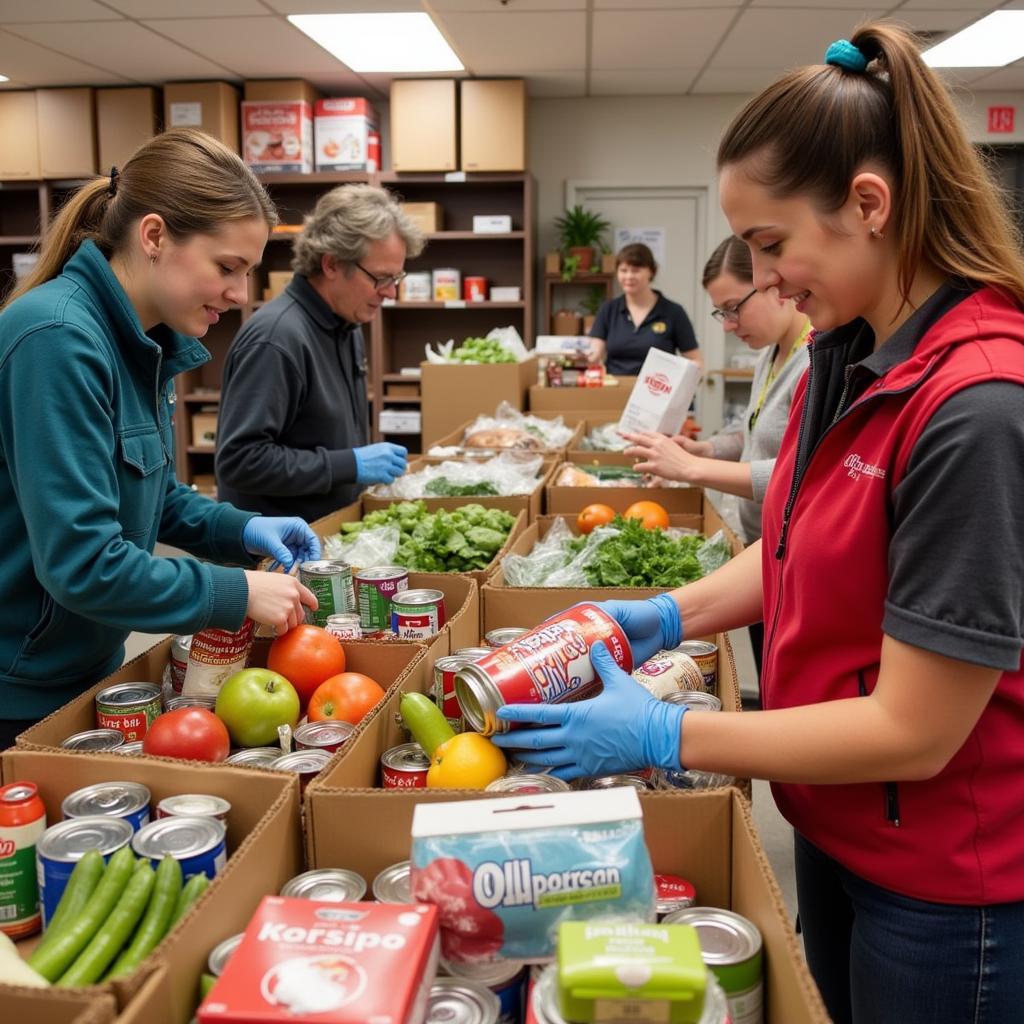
[895,0,1004,8]
[10,21,234,82]
[959,64,1024,89]
[429,1,586,10]
[434,11,586,72]
[103,0,268,15]
[144,16,349,76]
[261,0,422,11]
[594,0,741,7]
[527,71,587,97]
[592,8,736,70]
[302,70,381,96]
[689,66,783,95]
[590,67,701,95]
[884,8,1000,31]
[0,27,130,84]
[0,0,120,22]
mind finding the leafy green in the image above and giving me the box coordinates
[450,337,517,364]
[424,477,500,497]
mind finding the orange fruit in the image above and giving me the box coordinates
[624,500,670,530]
[307,672,385,725]
[426,733,507,789]
[577,503,616,535]
[267,624,346,710]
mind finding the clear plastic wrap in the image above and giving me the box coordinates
[373,452,544,500]
[424,325,531,364]
[580,422,630,452]
[460,401,574,452]
[322,525,400,570]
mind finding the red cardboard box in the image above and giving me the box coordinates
[313,98,377,172]
[242,101,313,174]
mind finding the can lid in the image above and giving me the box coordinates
[281,868,367,902]
[453,648,492,660]
[442,956,527,987]
[578,774,652,792]
[224,746,282,766]
[294,720,355,745]
[62,782,151,819]
[131,815,226,860]
[38,815,134,861]
[112,742,145,755]
[660,907,762,964]
[427,977,501,1024]
[208,933,244,976]
[157,794,231,818]
[662,690,722,712]
[677,640,718,657]
[371,860,411,903]
[382,742,430,771]
[485,774,570,794]
[0,782,39,804]
[96,682,162,707]
[300,559,352,575]
[394,589,444,605]
[355,566,408,580]
[61,728,125,750]
[271,749,332,772]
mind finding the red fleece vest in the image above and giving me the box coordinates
[761,287,1024,904]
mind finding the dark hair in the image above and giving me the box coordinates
[3,128,278,309]
[615,242,657,275]
[717,21,1024,307]
[703,235,753,287]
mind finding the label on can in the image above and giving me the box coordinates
[380,743,430,789]
[392,589,446,640]
[463,276,488,302]
[0,783,46,938]
[355,567,409,633]
[182,620,255,698]
[433,267,461,302]
[169,635,192,694]
[95,683,163,742]
[677,641,718,694]
[433,656,469,731]
[325,613,362,641]
[300,560,355,627]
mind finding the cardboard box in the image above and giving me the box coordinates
[241,100,313,174]
[36,88,96,178]
[619,349,703,436]
[545,251,561,274]
[244,79,320,106]
[390,79,457,172]
[314,97,376,171]
[96,88,157,171]
[163,82,239,152]
[400,201,443,234]
[460,78,526,172]
[2,747,301,1012]
[190,409,218,448]
[0,91,41,179]
[420,357,540,448]
[378,408,422,434]
[0,986,117,1024]
[265,270,293,300]
[428,418,584,457]
[529,379,635,416]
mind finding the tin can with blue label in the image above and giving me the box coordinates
[442,959,526,1024]
[62,782,151,834]
[131,815,227,881]
[36,816,134,928]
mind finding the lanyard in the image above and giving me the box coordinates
[748,320,812,432]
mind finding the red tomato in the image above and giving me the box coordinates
[267,624,347,710]
[142,708,230,762]
[307,672,386,726]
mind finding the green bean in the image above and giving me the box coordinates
[105,856,182,980]
[34,850,104,955]
[29,846,136,982]
[57,862,155,986]
[169,872,209,928]
[200,972,218,1000]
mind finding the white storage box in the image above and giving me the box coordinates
[473,214,513,234]
[379,408,422,434]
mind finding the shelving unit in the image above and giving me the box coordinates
[542,271,614,335]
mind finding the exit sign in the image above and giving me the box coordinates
[987,106,1016,133]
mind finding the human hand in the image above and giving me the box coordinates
[492,642,687,780]
[242,517,320,572]
[354,443,408,485]
[596,595,682,665]
[622,431,704,482]
[243,571,317,635]
[671,435,714,458]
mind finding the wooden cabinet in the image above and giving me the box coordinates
[542,272,614,336]
[389,80,458,172]
[460,79,527,172]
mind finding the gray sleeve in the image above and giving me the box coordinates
[708,431,744,461]
[883,381,1024,670]
[748,458,776,502]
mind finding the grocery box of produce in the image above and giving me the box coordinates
[0,747,302,1012]
[528,378,636,415]
[546,456,707,516]
[0,984,117,1024]
[428,417,585,456]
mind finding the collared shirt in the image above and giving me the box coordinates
[589,290,698,375]
[216,274,370,520]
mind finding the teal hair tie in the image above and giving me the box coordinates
[825,39,868,72]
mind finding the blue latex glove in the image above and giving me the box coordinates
[242,516,320,572]
[596,594,682,666]
[492,641,687,781]
[354,443,407,485]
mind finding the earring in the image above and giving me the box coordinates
[870,225,885,240]
[149,252,158,265]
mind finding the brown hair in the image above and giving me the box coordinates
[3,128,278,309]
[615,242,657,276]
[702,235,753,287]
[717,21,1024,308]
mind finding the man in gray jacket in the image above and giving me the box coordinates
[216,184,424,520]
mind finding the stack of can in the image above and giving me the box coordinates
[299,560,355,628]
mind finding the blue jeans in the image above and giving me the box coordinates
[795,832,1024,1024]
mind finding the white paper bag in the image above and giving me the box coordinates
[617,348,703,435]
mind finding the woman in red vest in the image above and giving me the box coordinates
[495,22,1024,1024]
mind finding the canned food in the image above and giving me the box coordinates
[372,860,411,903]
[169,634,192,694]
[95,682,163,743]
[380,742,430,789]
[391,588,446,639]
[483,627,529,649]
[660,768,735,791]
[156,794,231,823]
[224,746,283,767]
[132,816,227,881]
[62,782,151,833]
[61,728,125,752]
[294,720,355,754]
[441,959,526,1024]
[324,612,362,641]
[182,620,255,698]
[655,874,697,918]
[427,977,501,1024]
[633,649,707,699]
[208,932,244,976]
[433,655,471,731]
[270,749,331,792]
[37,816,134,928]
[112,741,145,755]
[575,774,654,792]
[456,604,632,735]
[660,907,763,1024]
[454,647,492,661]
[463,276,489,303]
[164,694,217,712]
[354,566,409,634]
[0,782,46,938]
[300,560,355,627]
[662,690,723,713]
[677,640,718,694]
[485,774,571,794]
[399,271,432,302]
[280,867,367,902]
[432,267,462,302]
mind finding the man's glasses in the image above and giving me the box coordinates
[710,287,757,324]
[352,261,407,292]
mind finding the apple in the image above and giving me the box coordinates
[215,667,300,747]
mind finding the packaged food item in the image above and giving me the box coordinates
[400,272,432,302]
[463,277,489,302]
[61,728,125,752]
[433,268,462,301]
[484,627,529,648]
[441,960,526,1024]
[411,788,654,963]
[427,976,501,1023]
[433,655,472,732]
[62,782,151,833]
[132,816,227,881]
[95,682,163,742]
[633,649,707,699]
[617,348,703,437]
[655,874,697,918]
[182,620,255,699]
[280,869,367,903]
[300,561,355,628]
[168,634,192,694]
[391,589,446,639]
[354,566,409,635]
[225,747,283,768]
[209,934,245,976]
[324,613,362,641]
[372,861,412,903]
[294,721,355,754]
[271,750,332,793]
[0,782,46,938]
[380,743,430,789]
[677,641,719,694]
[485,775,570,795]
[156,794,230,823]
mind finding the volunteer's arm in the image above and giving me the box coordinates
[623,431,756,499]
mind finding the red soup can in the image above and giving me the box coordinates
[455,603,632,735]
[463,276,488,302]
[380,742,430,788]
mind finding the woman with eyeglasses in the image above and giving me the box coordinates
[216,183,424,520]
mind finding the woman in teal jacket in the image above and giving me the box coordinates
[0,129,319,744]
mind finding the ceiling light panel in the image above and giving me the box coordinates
[922,11,1024,67]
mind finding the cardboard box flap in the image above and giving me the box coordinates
[0,985,118,1024]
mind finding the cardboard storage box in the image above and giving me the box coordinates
[37,88,96,178]
[460,78,526,172]
[0,91,41,179]
[190,409,217,448]
[390,79,457,172]
[2,747,301,1012]
[241,99,313,174]
[529,377,636,415]
[244,79,320,105]
[0,985,117,1024]
[429,418,585,458]
[314,97,376,171]
[163,82,239,152]
[96,88,158,171]
[303,786,827,1023]
[400,201,443,234]
[264,270,293,300]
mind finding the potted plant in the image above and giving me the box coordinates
[554,205,611,274]
[579,285,605,332]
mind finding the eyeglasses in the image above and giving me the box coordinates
[352,261,407,292]
[710,288,757,324]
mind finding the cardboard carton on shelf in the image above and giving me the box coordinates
[241,99,313,174]
[390,79,457,172]
[163,82,240,152]
[460,78,527,172]
[36,88,96,178]
[0,90,41,179]
[400,201,443,234]
[313,97,377,172]
[190,409,218,448]
[529,377,636,415]
[96,87,158,171]
[265,270,293,300]
[244,79,320,105]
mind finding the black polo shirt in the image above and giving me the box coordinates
[589,290,698,375]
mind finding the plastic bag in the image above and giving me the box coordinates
[373,452,544,500]
[424,326,530,364]
[322,525,400,571]
[462,401,574,451]
[696,530,732,576]
[580,422,630,452]
[501,519,623,588]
